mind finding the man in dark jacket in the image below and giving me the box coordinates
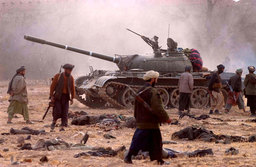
[225,69,245,113]
[50,64,75,131]
[208,64,225,114]
[124,70,171,165]
[244,66,256,116]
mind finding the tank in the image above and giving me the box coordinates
[24,35,230,109]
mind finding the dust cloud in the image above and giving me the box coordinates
[0,0,255,80]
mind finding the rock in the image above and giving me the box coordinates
[20,143,32,150]
[40,156,48,163]
[124,117,136,128]
[103,134,116,139]
[249,135,256,142]
[3,148,9,152]
[225,147,239,155]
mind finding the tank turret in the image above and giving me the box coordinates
[24,35,191,73]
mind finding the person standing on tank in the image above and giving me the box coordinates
[124,70,171,165]
[178,66,194,117]
[50,64,75,131]
[208,64,225,114]
[244,66,256,117]
[7,66,33,124]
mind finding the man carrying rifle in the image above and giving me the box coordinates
[124,70,171,165]
[50,64,75,131]
[225,69,245,113]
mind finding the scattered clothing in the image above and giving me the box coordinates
[225,147,239,155]
[172,126,246,142]
[10,127,46,135]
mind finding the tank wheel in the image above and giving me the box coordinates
[157,88,170,107]
[120,88,135,108]
[170,89,179,108]
[191,88,209,109]
[76,92,107,109]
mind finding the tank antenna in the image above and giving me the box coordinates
[168,24,170,38]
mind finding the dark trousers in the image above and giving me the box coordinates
[179,93,191,111]
[128,129,163,161]
[247,95,256,114]
[53,94,69,126]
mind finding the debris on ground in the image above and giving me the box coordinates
[180,114,210,120]
[80,132,89,144]
[123,117,136,128]
[187,149,214,157]
[68,110,88,118]
[3,148,9,152]
[20,143,33,150]
[40,156,48,163]
[172,126,246,142]
[74,146,126,158]
[225,147,239,155]
[103,134,116,139]
[10,127,46,135]
[162,141,177,144]
[248,135,256,142]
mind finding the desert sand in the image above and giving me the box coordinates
[0,81,256,167]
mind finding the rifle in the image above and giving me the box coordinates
[225,81,236,102]
[42,65,62,120]
[125,85,153,113]
[42,102,54,120]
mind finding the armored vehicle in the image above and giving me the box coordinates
[24,35,230,109]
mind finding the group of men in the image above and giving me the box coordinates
[178,64,256,117]
[5,63,256,165]
[7,64,75,131]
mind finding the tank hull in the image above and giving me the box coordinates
[75,70,232,109]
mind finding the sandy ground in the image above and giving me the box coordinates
[0,81,256,167]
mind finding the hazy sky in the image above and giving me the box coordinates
[0,0,255,79]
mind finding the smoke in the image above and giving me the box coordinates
[0,0,255,80]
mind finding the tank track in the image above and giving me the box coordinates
[97,81,210,109]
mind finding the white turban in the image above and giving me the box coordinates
[143,70,160,81]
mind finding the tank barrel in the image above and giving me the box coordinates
[24,35,120,63]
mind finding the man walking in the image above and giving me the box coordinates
[50,64,75,131]
[178,66,194,117]
[244,66,256,116]
[124,70,171,165]
[208,64,225,114]
[7,66,33,124]
[225,69,246,113]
